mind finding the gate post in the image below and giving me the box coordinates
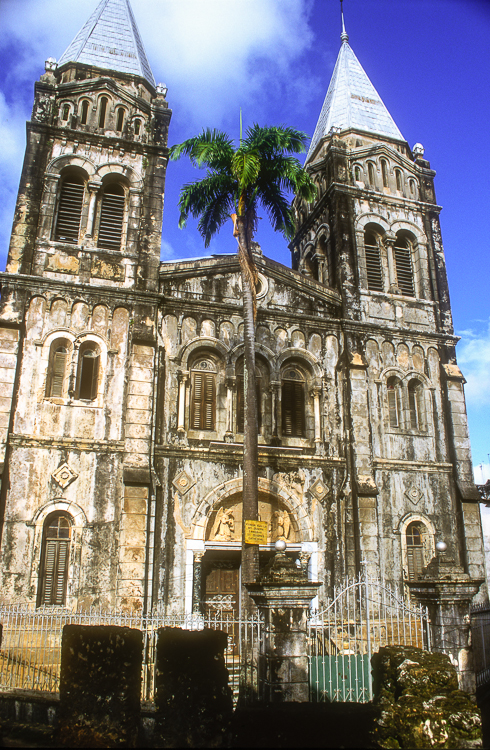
[246,541,320,702]
[407,551,483,693]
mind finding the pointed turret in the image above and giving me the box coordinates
[306,24,403,162]
[57,0,155,87]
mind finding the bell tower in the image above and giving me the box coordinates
[6,0,171,292]
[291,18,484,589]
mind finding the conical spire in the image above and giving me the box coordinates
[306,26,404,162]
[57,0,155,87]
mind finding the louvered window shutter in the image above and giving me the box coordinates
[42,540,57,604]
[365,243,383,292]
[49,349,67,397]
[53,541,69,605]
[407,545,424,581]
[191,372,216,430]
[394,241,415,296]
[282,381,305,437]
[98,187,125,250]
[54,179,84,243]
[387,386,399,428]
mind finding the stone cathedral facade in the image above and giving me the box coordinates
[0,0,485,617]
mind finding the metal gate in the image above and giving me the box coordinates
[308,575,431,702]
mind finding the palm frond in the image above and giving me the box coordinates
[170,129,234,170]
[232,149,260,193]
[177,172,236,229]
[244,124,309,156]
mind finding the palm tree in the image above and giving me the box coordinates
[170,124,316,586]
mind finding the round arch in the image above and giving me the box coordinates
[178,337,229,368]
[190,477,313,543]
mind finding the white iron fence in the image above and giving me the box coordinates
[0,604,262,704]
[308,576,431,702]
[470,603,490,688]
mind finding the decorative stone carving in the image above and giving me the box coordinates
[405,486,423,505]
[52,463,78,490]
[172,470,195,496]
[309,477,329,502]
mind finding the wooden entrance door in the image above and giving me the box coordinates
[204,563,239,618]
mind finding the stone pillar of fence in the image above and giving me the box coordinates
[57,624,143,748]
[246,541,320,703]
[154,627,233,747]
[407,552,483,694]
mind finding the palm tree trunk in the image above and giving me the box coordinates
[237,220,259,588]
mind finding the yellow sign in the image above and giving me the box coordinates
[244,520,268,545]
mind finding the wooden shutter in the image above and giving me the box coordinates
[192,372,215,430]
[41,539,69,605]
[54,179,84,243]
[282,380,305,437]
[407,545,424,581]
[98,188,125,250]
[49,349,67,397]
[365,243,383,292]
[394,241,415,296]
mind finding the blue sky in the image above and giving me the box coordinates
[0,0,489,478]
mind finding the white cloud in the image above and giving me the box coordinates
[457,318,490,406]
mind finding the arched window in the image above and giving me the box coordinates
[281,367,305,437]
[409,179,416,196]
[46,339,71,398]
[364,230,383,292]
[77,342,100,400]
[408,379,424,430]
[116,107,125,132]
[97,184,125,250]
[134,119,141,136]
[62,104,70,121]
[38,513,71,606]
[394,235,415,296]
[236,361,262,434]
[368,162,375,187]
[191,359,216,431]
[387,376,402,428]
[54,176,85,244]
[80,100,89,125]
[395,169,403,192]
[381,159,388,188]
[406,521,425,580]
[98,96,108,128]
[354,165,361,182]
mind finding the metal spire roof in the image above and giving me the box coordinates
[57,0,156,87]
[306,24,404,161]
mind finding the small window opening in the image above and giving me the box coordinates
[62,104,70,121]
[395,169,402,191]
[116,108,125,132]
[354,166,361,182]
[368,163,375,186]
[409,179,415,195]
[78,347,99,400]
[81,100,89,125]
[408,380,423,430]
[381,160,388,188]
[98,97,108,128]
[134,119,141,135]
[387,378,401,428]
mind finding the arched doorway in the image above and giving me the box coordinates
[200,492,301,618]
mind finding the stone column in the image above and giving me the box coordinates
[224,376,235,442]
[192,551,204,614]
[270,381,280,445]
[84,182,100,239]
[311,387,322,444]
[177,371,188,433]
[408,552,483,693]
[246,542,320,702]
